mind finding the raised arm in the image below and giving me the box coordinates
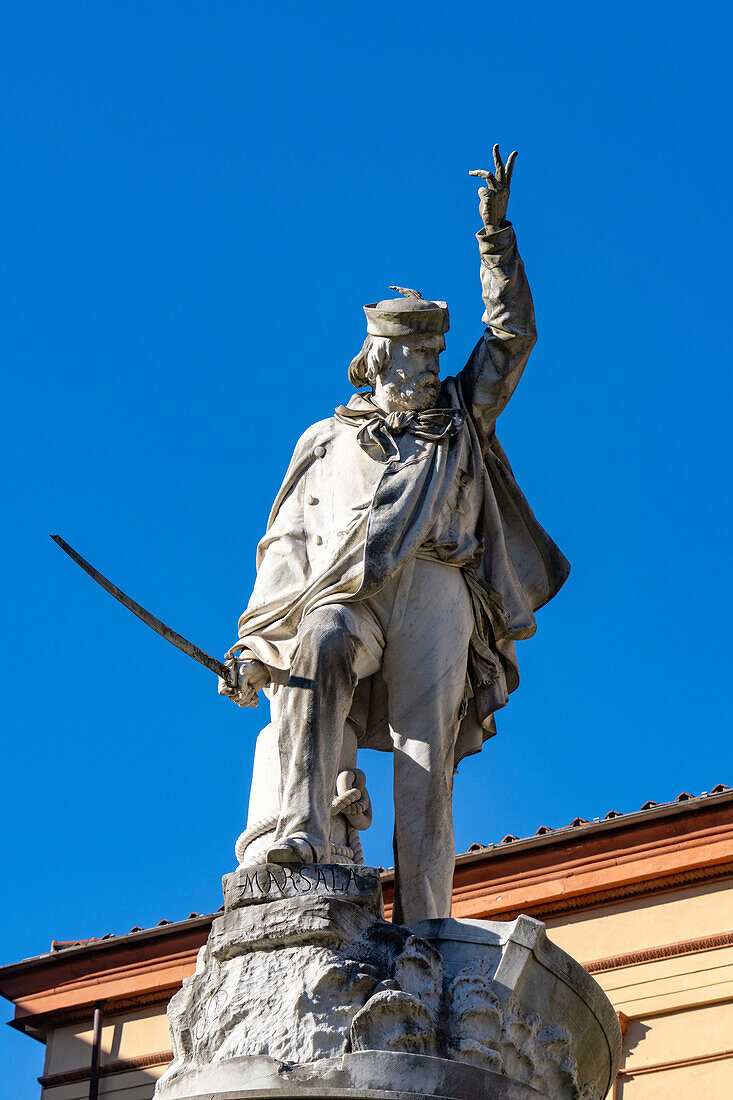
[458,145,537,437]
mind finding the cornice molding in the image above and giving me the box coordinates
[585,930,733,974]
[618,1047,733,1078]
[465,862,733,923]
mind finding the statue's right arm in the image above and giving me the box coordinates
[218,656,269,709]
[459,145,537,437]
[458,221,537,437]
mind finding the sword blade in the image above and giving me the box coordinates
[51,535,231,682]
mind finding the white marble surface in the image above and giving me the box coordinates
[155,874,619,1100]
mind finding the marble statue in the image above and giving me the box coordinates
[153,145,621,1100]
[218,145,570,925]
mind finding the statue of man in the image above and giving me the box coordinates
[219,145,569,923]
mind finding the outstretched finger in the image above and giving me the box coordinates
[470,170,498,190]
[505,150,518,183]
[493,143,505,182]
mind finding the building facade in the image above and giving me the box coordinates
[2,784,732,1099]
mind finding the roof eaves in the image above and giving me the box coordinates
[0,913,216,986]
[453,786,733,867]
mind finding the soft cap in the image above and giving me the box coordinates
[363,287,449,338]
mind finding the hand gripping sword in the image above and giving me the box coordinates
[51,535,235,686]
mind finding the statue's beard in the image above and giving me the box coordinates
[379,372,440,412]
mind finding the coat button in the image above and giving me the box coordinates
[314,534,323,545]
[307,494,318,505]
[313,445,326,458]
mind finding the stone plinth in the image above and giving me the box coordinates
[156,1052,547,1098]
[154,866,620,1100]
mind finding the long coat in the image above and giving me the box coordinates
[235,223,570,766]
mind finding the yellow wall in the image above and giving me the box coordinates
[41,1006,169,1100]
[544,879,733,960]
[544,879,733,1097]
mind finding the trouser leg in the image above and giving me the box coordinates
[273,604,380,860]
[381,560,474,923]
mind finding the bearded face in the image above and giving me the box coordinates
[373,338,443,413]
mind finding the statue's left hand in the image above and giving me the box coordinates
[470,144,517,229]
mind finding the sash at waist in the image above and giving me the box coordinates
[415,546,464,567]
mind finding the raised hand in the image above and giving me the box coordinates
[469,144,517,229]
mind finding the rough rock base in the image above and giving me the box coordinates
[154,865,620,1100]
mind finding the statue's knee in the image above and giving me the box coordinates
[298,609,354,670]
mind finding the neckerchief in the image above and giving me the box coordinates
[335,395,465,462]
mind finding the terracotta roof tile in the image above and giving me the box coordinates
[456,782,730,860]
[52,938,107,951]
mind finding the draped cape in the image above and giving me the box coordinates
[235,372,570,768]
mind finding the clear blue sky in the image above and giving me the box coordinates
[2,1,731,1091]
